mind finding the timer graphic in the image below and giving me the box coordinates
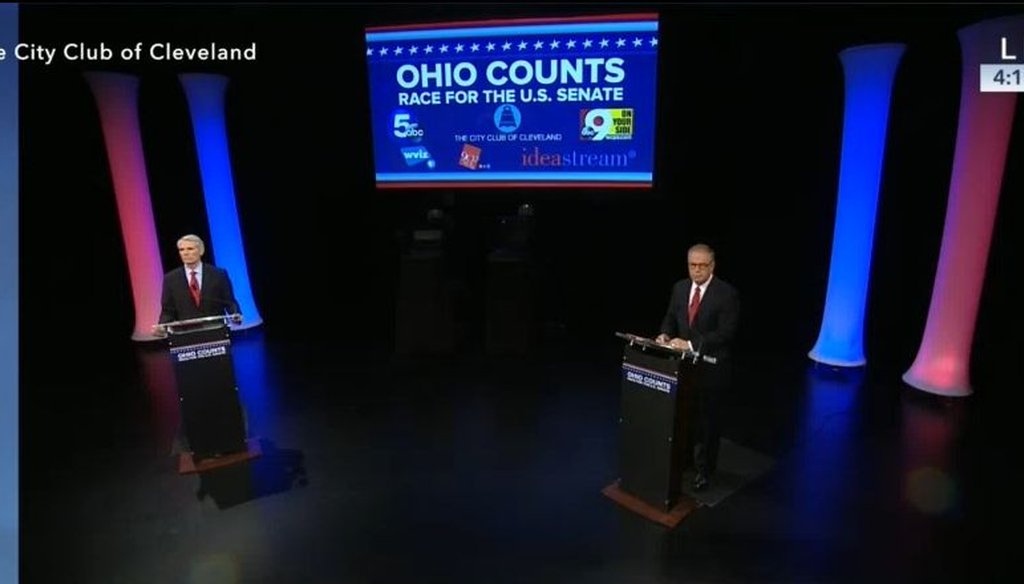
[980,64,1024,91]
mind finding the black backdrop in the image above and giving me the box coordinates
[18,4,1022,396]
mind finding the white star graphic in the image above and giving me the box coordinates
[549,39,560,49]
[409,46,419,55]
[616,38,626,48]
[566,39,576,49]
[366,47,373,56]
[380,47,389,56]
[470,43,480,52]
[583,39,593,48]
[439,44,449,53]
[533,40,544,49]
[394,46,404,55]
[649,38,658,47]
[632,37,643,47]
[518,41,528,50]
[455,43,464,53]
[425,45,434,54]
[487,42,496,51]
[502,41,512,50]
[599,39,609,48]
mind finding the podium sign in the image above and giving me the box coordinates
[164,318,247,460]
[617,335,698,511]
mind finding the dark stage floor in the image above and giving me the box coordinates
[20,330,1011,583]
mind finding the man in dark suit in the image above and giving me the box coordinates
[155,234,241,328]
[655,243,740,491]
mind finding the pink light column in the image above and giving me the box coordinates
[903,16,1022,396]
[84,73,164,341]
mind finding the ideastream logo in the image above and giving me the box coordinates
[520,146,634,168]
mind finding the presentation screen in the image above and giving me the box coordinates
[364,13,659,188]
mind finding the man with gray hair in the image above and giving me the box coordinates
[656,243,740,492]
[155,234,241,327]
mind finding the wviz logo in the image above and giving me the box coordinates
[401,146,435,168]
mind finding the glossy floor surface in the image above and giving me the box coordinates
[21,331,1010,583]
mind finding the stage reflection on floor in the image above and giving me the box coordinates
[21,331,1006,583]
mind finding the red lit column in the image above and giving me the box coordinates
[903,16,1022,396]
[84,73,164,341]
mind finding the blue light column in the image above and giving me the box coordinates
[0,5,17,581]
[810,44,905,367]
[179,74,262,329]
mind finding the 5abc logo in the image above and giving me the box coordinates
[391,109,425,141]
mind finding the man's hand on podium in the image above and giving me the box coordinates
[668,338,690,351]
[151,323,168,338]
[655,335,689,351]
[230,313,243,324]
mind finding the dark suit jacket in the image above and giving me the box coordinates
[660,276,740,365]
[159,263,241,324]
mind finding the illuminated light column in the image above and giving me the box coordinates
[810,44,906,367]
[84,73,165,341]
[179,74,262,329]
[904,16,1022,397]
[1,5,19,580]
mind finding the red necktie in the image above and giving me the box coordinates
[688,285,702,326]
[189,270,201,307]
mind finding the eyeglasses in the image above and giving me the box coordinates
[689,262,712,269]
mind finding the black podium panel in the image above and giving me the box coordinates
[618,344,695,510]
[168,325,247,459]
[395,251,455,355]
[485,255,537,355]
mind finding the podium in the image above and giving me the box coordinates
[485,252,538,355]
[603,333,707,527]
[395,245,456,355]
[159,315,258,471]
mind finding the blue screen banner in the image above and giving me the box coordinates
[365,13,659,188]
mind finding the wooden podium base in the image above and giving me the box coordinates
[178,438,262,475]
[602,481,698,529]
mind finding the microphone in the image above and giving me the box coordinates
[693,336,717,365]
[220,297,242,322]
[212,289,241,322]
